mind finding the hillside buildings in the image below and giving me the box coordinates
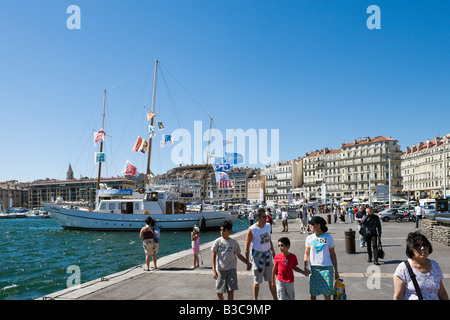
[155,164,257,203]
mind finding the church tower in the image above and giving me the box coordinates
[67,163,74,180]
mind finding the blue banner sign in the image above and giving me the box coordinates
[97,189,133,197]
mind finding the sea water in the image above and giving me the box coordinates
[0,217,250,300]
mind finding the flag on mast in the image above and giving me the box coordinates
[94,129,106,145]
[122,160,139,177]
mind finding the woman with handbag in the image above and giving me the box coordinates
[393,232,449,300]
[360,206,382,265]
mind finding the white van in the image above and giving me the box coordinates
[419,199,436,207]
[419,199,436,214]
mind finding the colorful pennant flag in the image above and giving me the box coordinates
[95,152,105,163]
[94,129,106,145]
[212,163,230,172]
[139,139,148,153]
[148,125,156,138]
[219,179,234,190]
[132,136,143,152]
[146,113,155,121]
[121,160,139,177]
[160,134,173,147]
[215,172,234,190]
[157,121,165,130]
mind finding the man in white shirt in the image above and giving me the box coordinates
[281,208,289,232]
[245,208,277,300]
[414,204,423,228]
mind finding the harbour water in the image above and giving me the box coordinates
[0,217,250,300]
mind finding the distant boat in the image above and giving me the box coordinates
[27,210,51,219]
[0,208,29,219]
[43,60,238,231]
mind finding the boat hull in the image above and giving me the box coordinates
[42,203,238,231]
[0,214,28,219]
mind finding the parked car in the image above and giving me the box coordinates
[378,208,400,222]
[373,204,384,213]
[423,204,436,214]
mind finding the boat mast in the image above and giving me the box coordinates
[200,116,213,212]
[96,89,107,191]
[145,59,159,188]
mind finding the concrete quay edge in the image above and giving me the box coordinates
[38,215,450,300]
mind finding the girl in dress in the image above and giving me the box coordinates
[191,225,200,269]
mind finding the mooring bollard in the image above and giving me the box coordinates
[345,229,356,254]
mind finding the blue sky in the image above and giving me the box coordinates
[1,0,449,182]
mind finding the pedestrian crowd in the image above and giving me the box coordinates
[139,204,448,301]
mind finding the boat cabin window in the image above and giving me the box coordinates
[109,203,116,210]
[100,203,107,211]
[134,202,141,211]
[145,192,159,201]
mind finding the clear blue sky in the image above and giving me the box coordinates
[1,0,449,182]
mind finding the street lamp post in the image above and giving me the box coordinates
[443,143,447,199]
[389,150,392,209]
[368,168,372,207]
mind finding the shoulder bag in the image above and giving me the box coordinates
[359,216,369,237]
[377,238,385,259]
[404,260,424,300]
[359,225,368,237]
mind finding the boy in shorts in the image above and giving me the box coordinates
[271,237,309,300]
[212,220,251,300]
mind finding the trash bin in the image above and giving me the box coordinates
[327,214,331,224]
[344,229,356,254]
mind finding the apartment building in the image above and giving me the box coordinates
[265,159,302,206]
[402,134,450,199]
[27,177,136,207]
[247,174,265,204]
[0,181,28,210]
[303,148,342,203]
[302,136,403,203]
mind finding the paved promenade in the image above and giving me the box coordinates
[40,215,450,301]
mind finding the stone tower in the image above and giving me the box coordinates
[67,163,74,180]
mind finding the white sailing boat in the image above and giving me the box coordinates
[43,60,238,231]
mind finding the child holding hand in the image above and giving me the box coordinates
[271,237,309,300]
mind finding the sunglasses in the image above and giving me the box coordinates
[413,242,430,249]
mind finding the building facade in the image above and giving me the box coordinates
[27,177,135,208]
[265,159,302,206]
[402,134,450,200]
[0,181,28,210]
[302,136,403,204]
[247,174,266,204]
[303,148,342,203]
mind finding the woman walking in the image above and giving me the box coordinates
[393,231,448,300]
[304,216,339,300]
